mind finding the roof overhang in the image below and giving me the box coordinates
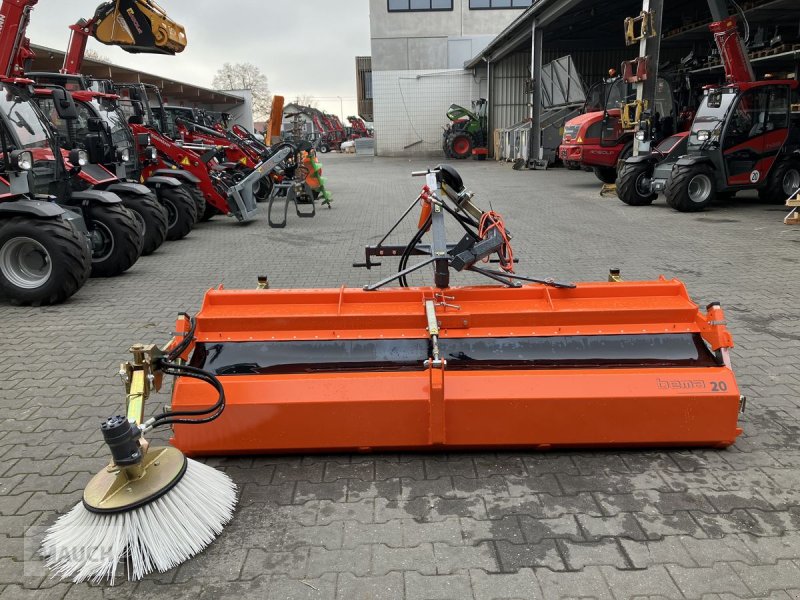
[29,43,244,107]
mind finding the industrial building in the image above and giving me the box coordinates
[368,0,531,155]
[366,0,799,160]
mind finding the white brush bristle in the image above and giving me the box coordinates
[41,458,237,585]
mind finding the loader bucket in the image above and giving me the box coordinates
[169,278,742,456]
[93,0,187,55]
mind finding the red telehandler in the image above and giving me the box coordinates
[616,0,800,211]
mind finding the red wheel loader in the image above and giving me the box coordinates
[32,85,169,255]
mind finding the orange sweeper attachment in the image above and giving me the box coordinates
[157,165,743,456]
[44,164,745,582]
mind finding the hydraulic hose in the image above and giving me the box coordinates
[149,360,225,428]
[399,212,433,287]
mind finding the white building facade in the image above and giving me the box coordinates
[369,0,531,156]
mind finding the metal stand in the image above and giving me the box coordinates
[354,167,575,291]
[267,182,317,228]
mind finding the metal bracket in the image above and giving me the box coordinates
[120,344,164,426]
[624,11,656,46]
[620,99,647,130]
[608,268,624,283]
[621,57,649,83]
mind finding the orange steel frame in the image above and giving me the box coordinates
[168,278,742,456]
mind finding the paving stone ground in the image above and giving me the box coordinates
[1,153,800,599]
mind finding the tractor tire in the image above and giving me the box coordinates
[183,184,205,222]
[664,163,717,212]
[446,132,473,160]
[159,186,196,240]
[595,144,633,183]
[85,203,142,277]
[616,161,657,206]
[593,167,617,184]
[318,143,330,154]
[0,216,91,306]
[116,191,168,256]
[255,177,273,203]
[200,202,222,222]
[758,157,800,204]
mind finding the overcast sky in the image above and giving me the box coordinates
[27,0,371,118]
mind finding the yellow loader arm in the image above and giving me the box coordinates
[92,0,186,55]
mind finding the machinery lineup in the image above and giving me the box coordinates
[282,103,373,154]
[445,0,800,214]
[0,0,756,589]
[0,0,332,307]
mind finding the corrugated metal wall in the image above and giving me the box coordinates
[488,47,685,138]
[490,52,531,132]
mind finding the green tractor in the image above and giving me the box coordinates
[442,98,488,159]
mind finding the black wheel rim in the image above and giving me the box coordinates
[89,221,116,262]
[164,200,179,229]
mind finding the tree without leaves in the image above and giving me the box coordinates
[293,95,318,109]
[212,62,272,120]
[84,48,110,63]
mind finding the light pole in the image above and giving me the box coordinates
[337,96,344,121]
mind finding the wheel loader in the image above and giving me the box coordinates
[0,82,92,305]
[32,84,169,255]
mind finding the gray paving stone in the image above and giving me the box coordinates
[306,545,370,578]
[494,540,566,572]
[267,573,337,600]
[619,537,697,569]
[519,514,583,543]
[469,568,542,600]
[241,548,308,579]
[403,518,463,547]
[599,565,683,599]
[534,566,613,600]
[433,542,499,574]
[559,538,631,569]
[323,460,374,482]
[461,516,525,545]
[680,535,761,567]
[342,520,404,549]
[666,563,751,598]
[372,543,436,576]
[336,572,404,600]
[293,480,348,504]
[347,477,402,501]
[731,560,800,595]
[405,571,474,600]
[6,154,800,599]
[635,511,708,540]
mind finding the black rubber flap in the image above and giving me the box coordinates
[442,334,720,369]
[190,334,720,375]
[191,339,429,374]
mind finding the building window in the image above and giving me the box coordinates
[388,0,453,12]
[469,0,532,8]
